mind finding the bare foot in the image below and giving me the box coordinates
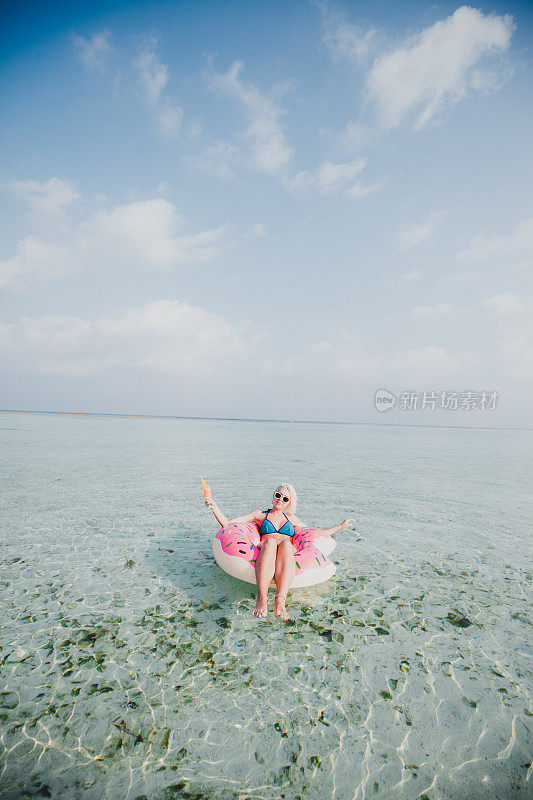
[274,594,289,620]
[253,597,268,617]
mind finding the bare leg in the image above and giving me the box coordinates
[253,538,277,617]
[274,539,296,620]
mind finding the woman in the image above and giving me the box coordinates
[206,483,355,620]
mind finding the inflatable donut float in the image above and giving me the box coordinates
[213,523,336,588]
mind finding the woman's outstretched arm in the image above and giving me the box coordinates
[205,501,264,528]
[205,498,229,527]
[321,519,356,534]
[289,514,356,534]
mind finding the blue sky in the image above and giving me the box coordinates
[1,0,532,426]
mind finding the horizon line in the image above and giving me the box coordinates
[1,408,531,433]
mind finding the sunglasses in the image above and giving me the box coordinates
[274,492,290,503]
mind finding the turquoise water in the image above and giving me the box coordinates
[0,411,531,800]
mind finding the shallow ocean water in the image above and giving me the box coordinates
[0,411,531,800]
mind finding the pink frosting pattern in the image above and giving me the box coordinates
[215,523,333,574]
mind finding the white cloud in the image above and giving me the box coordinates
[332,120,373,153]
[73,30,111,73]
[269,329,475,385]
[2,301,528,401]
[18,314,93,345]
[157,102,183,137]
[0,187,227,290]
[156,180,170,195]
[74,31,182,138]
[264,333,385,380]
[312,158,365,193]
[459,216,533,265]
[96,300,250,374]
[134,44,183,137]
[0,300,252,377]
[250,222,267,239]
[345,180,381,198]
[209,60,293,174]
[0,236,71,290]
[482,292,528,315]
[84,198,226,268]
[444,216,533,285]
[245,223,267,239]
[292,158,377,197]
[319,2,377,65]
[8,178,80,216]
[186,140,239,180]
[396,213,440,250]
[366,6,514,130]
[135,48,168,104]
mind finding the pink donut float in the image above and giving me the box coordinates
[212,523,337,588]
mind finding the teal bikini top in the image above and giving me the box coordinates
[260,510,295,537]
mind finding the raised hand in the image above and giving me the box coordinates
[338,518,356,530]
[205,498,229,527]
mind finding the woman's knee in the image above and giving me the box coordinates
[275,541,296,568]
[278,539,296,555]
[261,537,278,554]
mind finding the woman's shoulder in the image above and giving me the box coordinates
[286,512,303,525]
[237,509,267,525]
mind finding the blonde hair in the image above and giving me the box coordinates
[275,483,298,513]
